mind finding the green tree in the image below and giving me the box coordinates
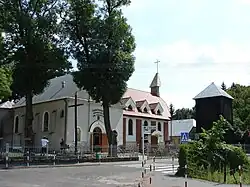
[226,84,250,143]
[62,0,135,155]
[173,108,195,120]
[221,82,227,91]
[0,67,12,101]
[169,103,175,119]
[0,0,71,146]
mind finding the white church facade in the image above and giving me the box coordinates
[0,72,171,151]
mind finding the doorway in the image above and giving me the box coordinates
[93,127,102,146]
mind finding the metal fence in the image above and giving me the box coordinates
[0,142,179,159]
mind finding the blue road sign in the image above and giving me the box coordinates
[180,132,189,143]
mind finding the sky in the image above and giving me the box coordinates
[121,0,250,109]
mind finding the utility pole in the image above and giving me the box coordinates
[74,92,78,155]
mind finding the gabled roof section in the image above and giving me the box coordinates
[149,103,158,110]
[140,100,151,113]
[136,100,146,108]
[0,100,14,109]
[14,74,90,108]
[150,73,161,88]
[121,97,137,111]
[149,102,163,114]
[123,88,171,120]
[120,97,130,106]
[193,82,234,100]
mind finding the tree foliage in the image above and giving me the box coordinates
[177,116,249,182]
[173,107,195,120]
[226,84,250,143]
[62,0,135,151]
[221,82,227,91]
[0,67,12,101]
[0,0,71,145]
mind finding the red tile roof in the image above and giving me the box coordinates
[135,100,146,108]
[123,88,170,120]
[149,103,158,110]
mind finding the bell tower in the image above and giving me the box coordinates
[150,60,161,97]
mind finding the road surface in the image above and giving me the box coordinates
[0,158,248,187]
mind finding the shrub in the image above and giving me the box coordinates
[176,144,189,176]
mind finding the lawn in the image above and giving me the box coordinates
[190,168,250,184]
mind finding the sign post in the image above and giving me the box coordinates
[180,132,189,144]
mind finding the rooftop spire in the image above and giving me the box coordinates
[155,59,160,73]
[150,60,161,97]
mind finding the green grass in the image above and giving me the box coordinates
[190,168,250,184]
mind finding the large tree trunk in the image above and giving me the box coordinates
[103,101,117,157]
[25,92,34,148]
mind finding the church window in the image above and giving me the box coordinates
[77,127,81,142]
[151,121,156,133]
[43,112,49,132]
[14,116,19,133]
[158,122,162,131]
[128,119,133,135]
[143,121,148,131]
[128,105,133,111]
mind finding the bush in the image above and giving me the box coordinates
[176,144,188,176]
[226,144,249,169]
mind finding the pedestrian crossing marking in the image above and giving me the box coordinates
[117,163,179,174]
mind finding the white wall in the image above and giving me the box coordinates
[0,109,13,147]
[66,99,124,146]
[13,100,66,150]
[123,116,165,143]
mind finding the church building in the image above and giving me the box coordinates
[0,71,170,151]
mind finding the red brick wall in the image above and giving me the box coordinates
[136,119,142,147]
[123,118,126,146]
[164,121,169,142]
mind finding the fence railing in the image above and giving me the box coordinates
[0,143,180,161]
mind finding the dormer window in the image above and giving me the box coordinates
[127,105,133,111]
[143,108,148,113]
[157,110,161,115]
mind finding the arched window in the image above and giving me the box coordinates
[77,127,81,142]
[143,121,148,131]
[14,116,19,134]
[157,122,162,131]
[128,119,133,135]
[143,108,148,113]
[43,112,49,132]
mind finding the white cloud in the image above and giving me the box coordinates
[128,40,250,109]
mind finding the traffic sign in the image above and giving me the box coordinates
[180,132,189,143]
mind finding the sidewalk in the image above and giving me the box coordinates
[1,162,101,170]
[140,173,250,187]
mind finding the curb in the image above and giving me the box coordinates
[1,163,101,170]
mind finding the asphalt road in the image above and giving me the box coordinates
[0,159,248,187]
